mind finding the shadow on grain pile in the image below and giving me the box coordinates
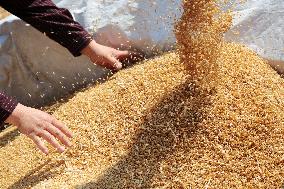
[7,160,65,189]
[76,80,213,188]
[0,129,20,148]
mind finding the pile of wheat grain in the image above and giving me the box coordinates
[1,43,284,188]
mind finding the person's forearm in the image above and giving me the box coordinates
[0,92,18,130]
[0,0,92,56]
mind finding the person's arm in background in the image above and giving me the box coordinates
[0,0,129,70]
[0,0,129,154]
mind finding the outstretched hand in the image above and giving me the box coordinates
[81,40,129,71]
[6,104,73,155]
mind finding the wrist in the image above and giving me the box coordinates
[6,103,25,126]
[81,40,97,57]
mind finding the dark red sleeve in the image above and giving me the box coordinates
[0,92,18,130]
[0,0,92,56]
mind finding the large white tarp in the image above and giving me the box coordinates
[0,0,283,106]
[225,0,284,62]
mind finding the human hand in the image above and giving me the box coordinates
[81,40,129,71]
[6,103,73,155]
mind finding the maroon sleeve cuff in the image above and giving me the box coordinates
[0,92,18,130]
[0,0,93,57]
[71,33,93,57]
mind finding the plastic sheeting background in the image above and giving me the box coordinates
[0,0,283,106]
[225,0,284,61]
